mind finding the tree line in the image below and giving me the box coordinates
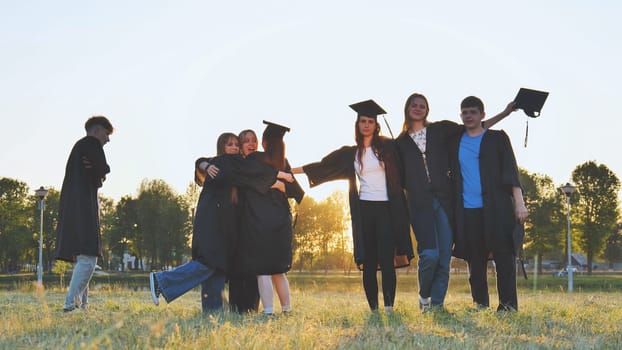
[0,160,620,275]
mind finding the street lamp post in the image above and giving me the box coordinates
[35,186,49,286]
[561,182,576,293]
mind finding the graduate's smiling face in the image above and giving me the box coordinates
[408,97,429,122]
[240,132,258,157]
[224,137,240,155]
[357,116,378,137]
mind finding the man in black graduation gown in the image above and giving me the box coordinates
[450,96,527,311]
[55,116,113,312]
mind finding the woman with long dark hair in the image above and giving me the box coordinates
[237,121,304,315]
[292,100,413,313]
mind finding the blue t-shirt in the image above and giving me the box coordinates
[459,130,486,208]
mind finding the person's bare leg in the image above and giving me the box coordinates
[257,275,274,314]
[272,273,291,312]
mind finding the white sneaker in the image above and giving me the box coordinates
[149,272,160,306]
[419,295,431,312]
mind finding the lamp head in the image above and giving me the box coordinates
[561,183,576,197]
[35,186,48,200]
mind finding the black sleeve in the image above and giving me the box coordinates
[194,156,214,187]
[82,137,110,188]
[434,120,463,141]
[302,146,354,188]
[498,131,521,189]
[384,138,405,189]
[215,154,278,194]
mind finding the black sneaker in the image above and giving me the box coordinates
[149,272,161,306]
[63,305,78,313]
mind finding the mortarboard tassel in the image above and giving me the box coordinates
[382,115,395,139]
[525,119,529,148]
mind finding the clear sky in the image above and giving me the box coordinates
[2,1,621,202]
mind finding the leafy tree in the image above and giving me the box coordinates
[98,195,116,270]
[183,182,201,246]
[31,187,60,273]
[604,223,622,269]
[316,191,349,273]
[52,260,71,289]
[183,182,201,211]
[0,178,33,272]
[109,196,141,271]
[572,161,621,274]
[292,191,350,272]
[292,196,320,271]
[519,168,565,273]
[136,179,191,269]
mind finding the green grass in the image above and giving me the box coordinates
[1,273,621,349]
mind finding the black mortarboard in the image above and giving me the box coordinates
[262,120,290,139]
[514,88,549,118]
[349,99,387,118]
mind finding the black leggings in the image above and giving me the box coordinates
[360,200,396,310]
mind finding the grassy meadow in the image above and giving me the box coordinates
[1,272,621,349]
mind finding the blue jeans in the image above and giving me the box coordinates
[418,197,452,306]
[64,255,97,309]
[154,260,223,305]
[201,274,225,312]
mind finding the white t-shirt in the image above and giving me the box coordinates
[355,147,389,201]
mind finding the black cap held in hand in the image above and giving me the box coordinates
[514,88,549,118]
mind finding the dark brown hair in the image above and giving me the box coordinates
[216,132,240,203]
[461,96,485,113]
[354,116,383,171]
[261,132,286,171]
[85,116,114,134]
[216,132,239,156]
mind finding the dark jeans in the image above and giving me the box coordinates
[155,260,223,305]
[201,274,226,312]
[464,208,518,311]
[417,197,452,306]
[360,200,396,310]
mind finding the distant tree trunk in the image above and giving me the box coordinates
[587,251,593,275]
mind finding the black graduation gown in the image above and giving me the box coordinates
[237,152,304,275]
[449,129,522,260]
[55,136,109,262]
[192,154,279,273]
[395,121,462,251]
[302,137,413,270]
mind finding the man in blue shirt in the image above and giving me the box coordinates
[452,96,528,311]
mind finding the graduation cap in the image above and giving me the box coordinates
[349,99,387,118]
[349,99,394,138]
[262,120,290,139]
[513,88,549,148]
[514,88,549,118]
